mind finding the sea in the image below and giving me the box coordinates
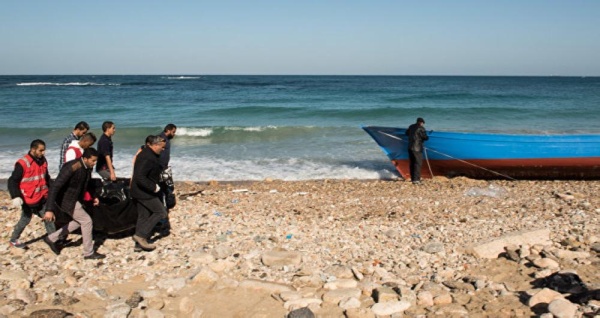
[1,75,599,182]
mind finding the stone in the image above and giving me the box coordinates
[145,308,165,318]
[528,288,564,307]
[416,291,434,307]
[189,251,215,265]
[469,228,551,259]
[287,307,315,318]
[239,279,295,293]
[126,291,143,308]
[211,244,232,259]
[283,298,322,310]
[345,308,376,318]
[553,249,591,260]
[591,242,600,253]
[147,297,165,310]
[372,287,399,303]
[322,288,361,304]
[13,288,37,304]
[279,291,302,302]
[29,309,72,318]
[370,300,411,316]
[105,303,132,318]
[548,298,578,318]
[423,241,445,254]
[323,278,358,290]
[532,257,560,269]
[191,266,220,284]
[442,280,476,292]
[179,296,195,314]
[339,297,361,310]
[504,244,521,261]
[261,250,303,266]
[156,277,186,292]
[433,293,453,305]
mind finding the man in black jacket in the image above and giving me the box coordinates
[43,148,105,260]
[131,135,167,251]
[405,118,429,184]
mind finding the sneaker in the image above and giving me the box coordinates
[132,235,156,251]
[134,243,143,253]
[43,236,61,255]
[9,240,26,249]
[412,180,422,185]
[84,252,106,260]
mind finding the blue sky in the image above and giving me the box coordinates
[1,1,599,76]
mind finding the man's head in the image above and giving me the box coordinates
[79,132,97,149]
[74,121,90,137]
[163,123,177,140]
[417,117,425,126]
[81,148,99,169]
[29,139,46,159]
[102,121,116,137]
[147,135,166,155]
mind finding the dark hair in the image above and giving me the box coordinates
[74,121,90,131]
[82,147,99,158]
[30,139,46,149]
[144,135,154,145]
[102,121,114,132]
[81,132,97,143]
[417,117,425,124]
[164,123,177,132]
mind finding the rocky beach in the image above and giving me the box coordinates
[1,178,599,317]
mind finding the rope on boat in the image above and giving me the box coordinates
[377,131,517,181]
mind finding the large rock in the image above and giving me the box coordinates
[261,250,303,266]
[548,298,578,318]
[239,279,295,293]
[469,228,551,259]
[528,288,564,307]
[370,300,411,316]
[322,288,361,304]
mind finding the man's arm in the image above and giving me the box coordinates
[134,155,159,194]
[7,163,23,199]
[105,155,116,181]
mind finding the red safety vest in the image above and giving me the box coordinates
[17,155,49,205]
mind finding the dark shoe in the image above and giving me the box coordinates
[84,252,106,260]
[132,235,156,251]
[43,236,61,255]
[412,180,422,185]
[9,240,27,249]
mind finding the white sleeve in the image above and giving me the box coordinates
[65,148,76,162]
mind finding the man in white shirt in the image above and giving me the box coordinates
[63,133,97,165]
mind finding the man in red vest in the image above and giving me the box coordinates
[8,139,55,248]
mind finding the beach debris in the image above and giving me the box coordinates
[465,183,507,198]
[231,189,249,193]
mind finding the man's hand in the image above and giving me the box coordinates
[43,211,55,222]
[155,184,161,193]
[110,171,116,181]
[93,198,100,206]
[11,197,23,208]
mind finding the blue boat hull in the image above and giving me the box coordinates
[362,126,600,180]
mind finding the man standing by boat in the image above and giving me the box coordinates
[405,118,429,184]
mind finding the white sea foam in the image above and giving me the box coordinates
[224,126,277,132]
[165,76,201,79]
[176,127,213,137]
[16,82,119,86]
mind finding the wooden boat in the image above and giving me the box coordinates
[362,126,600,180]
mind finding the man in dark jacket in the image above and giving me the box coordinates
[8,139,55,248]
[405,117,429,184]
[131,135,167,251]
[43,148,105,260]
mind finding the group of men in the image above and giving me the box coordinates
[7,121,177,260]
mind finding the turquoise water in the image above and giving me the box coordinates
[1,75,599,180]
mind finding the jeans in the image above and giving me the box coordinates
[47,202,94,257]
[135,198,167,239]
[10,203,56,242]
